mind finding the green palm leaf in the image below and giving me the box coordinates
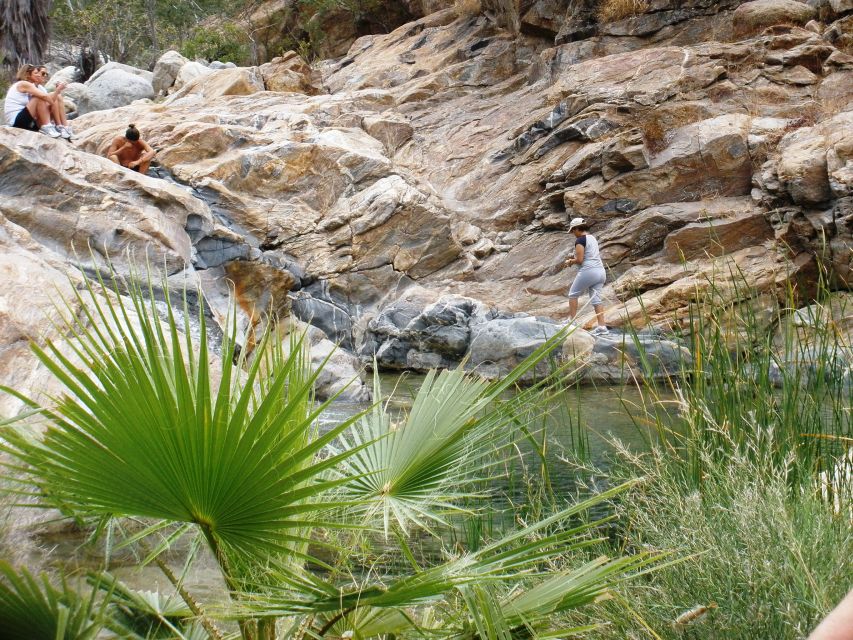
[337,328,579,536]
[241,480,655,623]
[94,574,205,640]
[0,561,107,640]
[0,270,367,580]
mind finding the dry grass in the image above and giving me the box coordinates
[597,0,649,23]
[454,0,482,18]
[638,104,708,155]
[640,117,668,154]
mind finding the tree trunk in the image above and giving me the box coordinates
[0,0,51,67]
[145,0,160,52]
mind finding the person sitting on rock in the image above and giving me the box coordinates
[3,63,72,139]
[34,66,74,138]
[106,124,156,174]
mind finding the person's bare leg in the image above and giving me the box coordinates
[593,304,606,328]
[50,99,68,126]
[137,159,152,174]
[27,100,50,126]
[568,297,578,319]
[108,154,122,165]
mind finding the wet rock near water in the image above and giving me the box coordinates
[361,288,691,383]
[292,287,355,349]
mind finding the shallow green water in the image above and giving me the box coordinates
[324,375,662,469]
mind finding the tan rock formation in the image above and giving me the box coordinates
[2,0,852,389]
[167,67,266,101]
[732,0,816,39]
[0,128,211,273]
[0,214,80,417]
[259,54,322,95]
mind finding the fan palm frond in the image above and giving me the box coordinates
[0,270,368,585]
[337,328,576,536]
[96,574,207,640]
[0,561,107,640]
[242,479,655,626]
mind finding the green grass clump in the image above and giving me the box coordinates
[625,260,851,490]
[594,437,852,639]
[578,258,853,638]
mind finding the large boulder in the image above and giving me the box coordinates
[173,61,213,92]
[360,286,683,382]
[595,198,762,267]
[291,289,355,348]
[0,127,212,273]
[259,52,321,94]
[324,175,462,278]
[152,50,190,95]
[583,332,690,383]
[78,66,155,114]
[466,316,561,379]
[88,61,153,84]
[44,66,78,91]
[0,213,80,416]
[167,67,266,102]
[364,289,492,370]
[61,82,87,106]
[663,209,775,262]
[307,334,370,401]
[768,111,853,206]
[777,132,834,205]
[732,0,817,39]
[561,114,752,218]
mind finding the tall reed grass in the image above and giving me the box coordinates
[584,260,853,638]
[622,261,851,489]
[590,437,852,639]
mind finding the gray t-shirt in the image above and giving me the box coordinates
[575,234,604,271]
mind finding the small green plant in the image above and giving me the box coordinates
[181,22,252,64]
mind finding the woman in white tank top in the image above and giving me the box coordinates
[3,64,70,139]
[564,217,609,336]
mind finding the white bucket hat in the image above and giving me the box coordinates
[568,217,586,231]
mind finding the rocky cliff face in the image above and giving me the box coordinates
[1,0,852,404]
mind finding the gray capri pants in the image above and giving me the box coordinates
[568,267,606,305]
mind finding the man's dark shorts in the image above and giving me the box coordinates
[11,108,38,132]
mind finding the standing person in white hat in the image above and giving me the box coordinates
[564,217,609,336]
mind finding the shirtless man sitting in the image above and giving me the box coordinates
[106,124,156,173]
